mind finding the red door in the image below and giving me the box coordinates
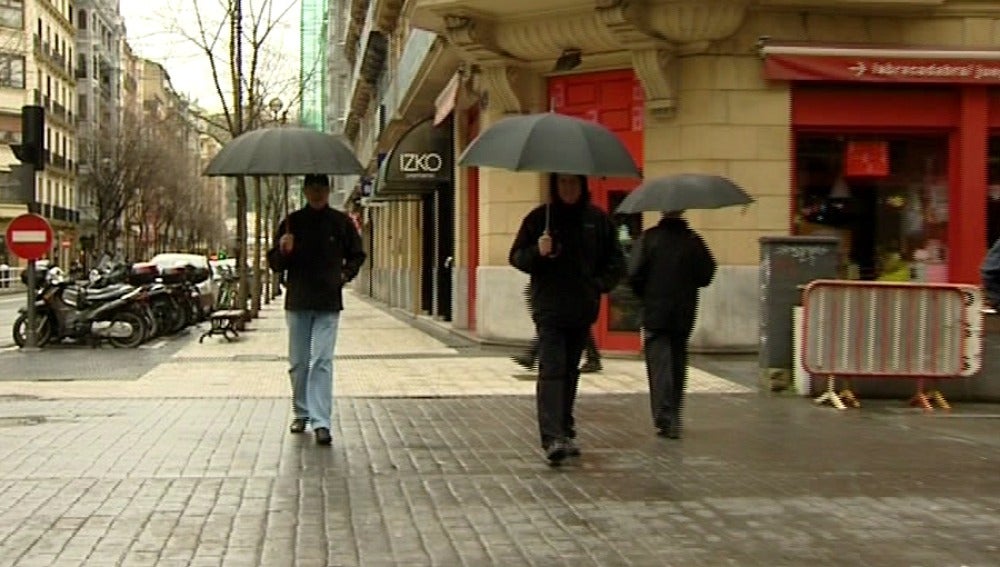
[549,70,644,352]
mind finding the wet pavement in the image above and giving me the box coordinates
[0,293,997,566]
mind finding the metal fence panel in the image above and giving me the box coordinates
[803,280,983,379]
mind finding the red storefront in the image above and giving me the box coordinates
[765,43,1000,285]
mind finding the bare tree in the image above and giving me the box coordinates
[165,0,299,316]
[80,108,163,258]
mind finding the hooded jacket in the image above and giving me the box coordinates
[267,205,366,312]
[509,175,625,327]
[628,216,716,335]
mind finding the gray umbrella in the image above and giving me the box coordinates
[458,112,641,178]
[203,126,364,176]
[616,174,754,214]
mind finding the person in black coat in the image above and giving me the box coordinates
[628,211,716,439]
[267,174,366,446]
[509,173,625,465]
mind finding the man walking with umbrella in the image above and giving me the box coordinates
[617,173,750,439]
[510,173,624,465]
[628,211,716,439]
[267,174,366,446]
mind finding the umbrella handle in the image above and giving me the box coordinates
[283,175,291,235]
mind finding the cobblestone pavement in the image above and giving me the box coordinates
[0,293,997,566]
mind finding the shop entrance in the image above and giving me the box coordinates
[549,69,644,352]
[795,135,950,282]
[420,186,454,321]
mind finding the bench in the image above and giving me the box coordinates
[199,309,247,343]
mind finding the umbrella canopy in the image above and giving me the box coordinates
[458,112,641,178]
[615,174,754,214]
[203,126,364,176]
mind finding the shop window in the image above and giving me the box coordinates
[795,135,949,282]
[989,136,1000,246]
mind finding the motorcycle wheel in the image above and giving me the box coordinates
[108,311,147,348]
[12,314,53,348]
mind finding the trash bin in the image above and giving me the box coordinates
[759,236,841,392]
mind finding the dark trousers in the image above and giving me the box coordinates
[536,323,589,448]
[526,330,599,366]
[644,330,690,430]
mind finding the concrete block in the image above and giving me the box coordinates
[476,266,532,342]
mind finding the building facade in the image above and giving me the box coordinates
[344,0,1000,353]
[0,0,79,269]
[74,0,124,258]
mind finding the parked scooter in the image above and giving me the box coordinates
[11,265,149,348]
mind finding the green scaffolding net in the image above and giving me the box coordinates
[300,0,329,131]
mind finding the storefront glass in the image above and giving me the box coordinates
[794,135,950,282]
[607,189,642,332]
[989,136,1000,246]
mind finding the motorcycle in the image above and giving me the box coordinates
[11,265,149,348]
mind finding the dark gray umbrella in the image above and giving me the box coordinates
[616,174,754,214]
[458,112,641,178]
[203,126,364,176]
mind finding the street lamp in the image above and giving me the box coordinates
[268,97,287,125]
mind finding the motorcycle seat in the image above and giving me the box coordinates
[86,284,132,301]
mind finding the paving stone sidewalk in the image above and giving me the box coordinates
[0,293,997,567]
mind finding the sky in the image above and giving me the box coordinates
[118,0,302,114]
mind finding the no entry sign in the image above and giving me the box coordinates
[5,213,53,260]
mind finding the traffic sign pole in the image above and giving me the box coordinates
[25,259,37,350]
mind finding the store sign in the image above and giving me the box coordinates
[844,141,889,177]
[373,118,453,198]
[765,54,1000,85]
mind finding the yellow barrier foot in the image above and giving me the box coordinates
[928,389,951,411]
[838,387,861,408]
[814,376,848,410]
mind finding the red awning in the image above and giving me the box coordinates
[762,43,1000,84]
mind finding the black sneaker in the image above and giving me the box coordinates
[513,353,536,370]
[314,427,332,446]
[545,439,568,466]
[657,423,681,439]
[579,360,602,374]
[289,418,308,434]
[565,438,581,457]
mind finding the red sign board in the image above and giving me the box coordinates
[765,54,1000,85]
[5,214,53,260]
[844,141,889,177]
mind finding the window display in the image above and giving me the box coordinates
[795,135,949,282]
[989,136,1000,246]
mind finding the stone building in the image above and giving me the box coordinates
[341,0,1000,352]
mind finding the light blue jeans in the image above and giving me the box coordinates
[286,310,340,431]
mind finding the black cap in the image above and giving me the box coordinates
[303,174,330,188]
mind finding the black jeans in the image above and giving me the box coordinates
[643,330,690,430]
[535,323,589,448]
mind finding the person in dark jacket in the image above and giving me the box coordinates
[267,174,366,446]
[981,237,1000,308]
[514,282,603,373]
[628,211,716,439]
[510,173,625,465]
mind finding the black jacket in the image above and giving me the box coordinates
[628,217,716,335]
[267,205,366,312]
[509,178,625,328]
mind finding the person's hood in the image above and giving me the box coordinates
[548,173,591,208]
[657,216,691,232]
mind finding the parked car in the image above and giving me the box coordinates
[149,253,217,317]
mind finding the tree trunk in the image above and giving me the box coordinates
[251,177,263,317]
[235,177,249,315]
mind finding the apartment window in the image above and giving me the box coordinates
[0,0,23,29]
[77,9,86,29]
[0,53,25,88]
